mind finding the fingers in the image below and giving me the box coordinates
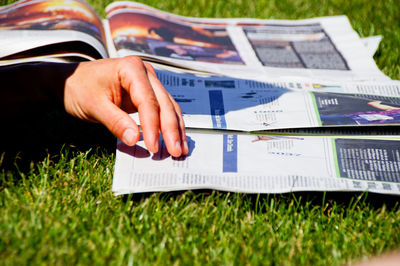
[144,63,188,157]
[63,57,187,156]
[118,57,160,154]
[95,99,141,146]
[119,57,188,157]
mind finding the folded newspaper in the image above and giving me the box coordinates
[115,70,400,195]
[0,0,399,195]
[113,132,400,195]
[0,0,389,82]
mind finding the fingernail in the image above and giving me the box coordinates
[122,128,136,145]
[175,140,182,155]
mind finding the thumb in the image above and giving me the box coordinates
[93,100,140,146]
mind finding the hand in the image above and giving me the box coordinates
[64,56,188,157]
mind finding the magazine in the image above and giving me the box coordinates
[0,0,108,64]
[0,0,390,81]
[1,0,399,195]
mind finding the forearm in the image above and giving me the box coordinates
[0,57,188,156]
[0,62,78,116]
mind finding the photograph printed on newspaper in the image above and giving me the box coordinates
[106,1,389,81]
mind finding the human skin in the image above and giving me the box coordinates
[0,56,188,157]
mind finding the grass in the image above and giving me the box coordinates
[2,145,400,265]
[1,0,400,265]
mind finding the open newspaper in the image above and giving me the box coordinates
[114,69,400,195]
[0,0,389,81]
[113,132,400,195]
[1,0,399,195]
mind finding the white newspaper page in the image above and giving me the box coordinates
[131,69,400,131]
[0,0,108,60]
[113,132,400,195]
[360,36,382,57]
[106,1,389,81]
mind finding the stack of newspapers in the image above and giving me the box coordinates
[1,0,400,195]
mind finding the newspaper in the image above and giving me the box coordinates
[360,36,382,57]
[113,132,400,195]
[106,1,389,82]
[0,0,389,82]
[0,0,108,61]
[118,67,400,195]
[128,69,400,132]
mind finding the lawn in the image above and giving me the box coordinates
[1,0,400,265]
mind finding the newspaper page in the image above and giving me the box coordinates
[0,0,108,63]
[105,1,389,82]
[113,132,400,195]
[360,36,382,57]
[129,69,400,132]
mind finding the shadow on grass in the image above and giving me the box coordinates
[121,189,400,212]
[0,107,115,173]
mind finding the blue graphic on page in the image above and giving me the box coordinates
[209,90,227,129]
[223,134,238,172]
